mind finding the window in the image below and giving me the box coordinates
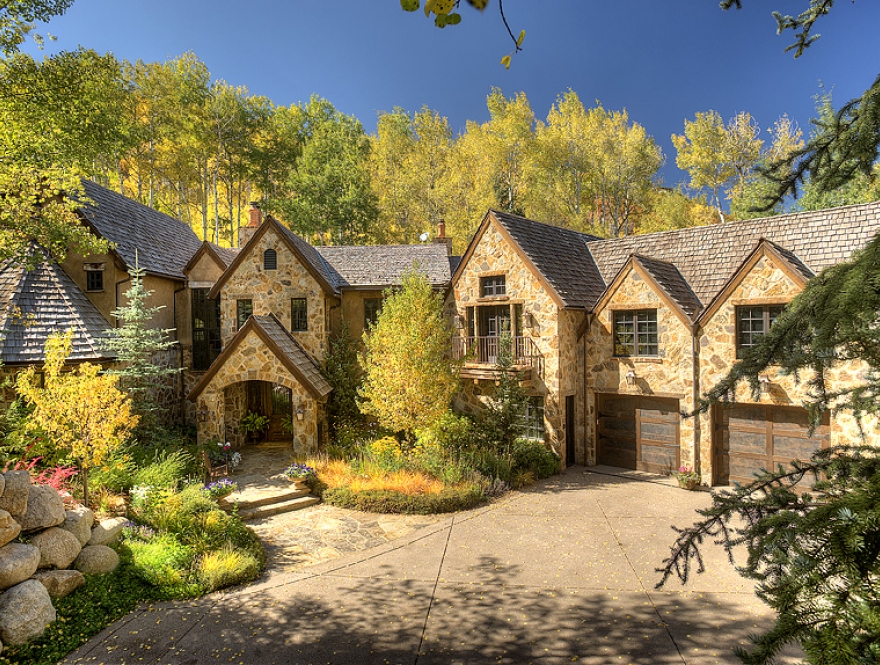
[364,298,382,329]
[291,298,308,331]
[192,288,221,371]
[236,299,252,330]
[737,305,784,358]
[263,249,277,270]
[521,397,545,440]
[84,263,105,292]
[613,310,658,357]
[480,275,506,297]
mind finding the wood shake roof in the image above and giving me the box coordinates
[0,244,112,364]
[316,243,454,289]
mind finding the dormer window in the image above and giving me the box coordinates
[614,310,658,357]
[480,275,506,297]
[737,305,784,358]
[263,249,277,270]
[84,263,105,292]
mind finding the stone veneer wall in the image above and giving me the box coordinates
[194,328,325,454]
[696,254,873,482]
[584,268,697,469]
[219,226,329,360]
[449,221,566,458]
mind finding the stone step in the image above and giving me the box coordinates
[236,495,321,520]
[219,484,311,511]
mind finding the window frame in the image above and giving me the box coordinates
[363,297,382,330]
[613,309,659,358]
[736,304,785,358]
[236,299,253,330]
[85,269,104,292]
[192,288,221,371]
[291,297,308,332]
[480,275,507,298]
[521,396,546,441]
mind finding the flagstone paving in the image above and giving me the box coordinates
[63,467,802,665]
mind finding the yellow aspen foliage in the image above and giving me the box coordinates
[16,330,138,505]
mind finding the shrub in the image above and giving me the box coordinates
[512,439,560,479]
[131,449,193,489]
[196,546,262,591]
[322,484,485,514]
[124,533,193,588]
[415,411,473,457]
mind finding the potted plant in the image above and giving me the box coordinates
[672,464,701,490]
[203,478,238,500]
[282,462,316,490]
[241,411,270,443]
[203,440,242,480]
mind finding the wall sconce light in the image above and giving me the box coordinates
[295,406,305,422]
[759,374,772,394]
[524,312,536,329]
[196,408,208,423]
[625,369,637,388]
[454,314,464,329]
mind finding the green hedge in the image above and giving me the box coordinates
[322,485,485,514]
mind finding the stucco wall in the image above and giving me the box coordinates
[218,227,329,359]
[584,267,697,469]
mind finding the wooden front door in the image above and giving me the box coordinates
[246,381,293,441]
[597,394,680,474]
[714,405,830,486]
[565,394,576,465]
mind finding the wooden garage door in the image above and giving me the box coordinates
[715,405,830,486]
[597,395,680,474]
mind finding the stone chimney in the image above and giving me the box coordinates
[239,202,262,247]
[433,220,453,255]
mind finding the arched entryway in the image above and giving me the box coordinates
[246,381,293,441]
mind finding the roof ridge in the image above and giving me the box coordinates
[490,208,601,242]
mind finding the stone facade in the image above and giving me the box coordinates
[449,219,581,461]
[218,226,329,359]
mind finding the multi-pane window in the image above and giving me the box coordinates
[192,288,221,371]
[480,275,506,297]
[291,298,308,331]
[84,263,104,292]
[737,305,784,357]
[236,299,253,330]
[613,310,658,357]
[263,249,277,270]
[364,298,382,329]
[521,396,545,440]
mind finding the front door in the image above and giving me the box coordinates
[246,381,293,441]
[565,395,576,465]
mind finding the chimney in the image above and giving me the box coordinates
[239,202,263,247]
[433,220,453,255]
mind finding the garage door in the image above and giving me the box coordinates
[597,395,680,474]
[715,405,830,486]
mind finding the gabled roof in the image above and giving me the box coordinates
[592,254,701,327]
[0,244,112,364]
[585,202,880,309]
[696,238,815,325]
[208,217,341,299]
[453,210,603,309]
[184,241,240,275]
[77,180,202,281]
[316,243,454,289]
[188,313,331,401]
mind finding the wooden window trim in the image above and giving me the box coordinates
[613,309,658,358]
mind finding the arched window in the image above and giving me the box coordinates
[263,248,277,270]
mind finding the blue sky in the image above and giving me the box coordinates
[29,0,880,189]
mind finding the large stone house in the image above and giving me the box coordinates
[450,204,880,485]
[2,180,878,486]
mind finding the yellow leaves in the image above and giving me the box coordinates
[424,0,455,17]
[501,55,512,70]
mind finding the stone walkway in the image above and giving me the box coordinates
[229,441,443,572]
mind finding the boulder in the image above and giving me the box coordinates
[0,472,5,497]
[33,570,85,599]
[0,510,21,548]
[0,543,40,590]
[73,545,119,574]
[0,580,56,645]
[87,516,127,546]
[0,471,30,519]
[27,527,82,570]
[61,506,94,547]
[18,484,65,533]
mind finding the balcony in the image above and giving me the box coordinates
[452,335,544,381]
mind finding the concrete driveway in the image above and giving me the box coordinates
[64,468,795,665]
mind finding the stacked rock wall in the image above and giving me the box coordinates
[0,471,123,649]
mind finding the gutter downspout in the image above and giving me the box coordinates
[691,322,702,481]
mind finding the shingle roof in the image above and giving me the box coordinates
[632,255,703,319]
[252,315,331,398]
[208,243,239,268]
[78,180,202,280]
[0,245,112,364]
[316,243,454,288]
[585,202,880,310]
[489,210,604,309]
[273,222,342,294]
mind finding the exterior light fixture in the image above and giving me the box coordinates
[196,408,208,423]
[295,406,305,422]
[625,369,637,388]
[759,374,772,394]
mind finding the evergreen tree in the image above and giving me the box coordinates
[103,255,181,430]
